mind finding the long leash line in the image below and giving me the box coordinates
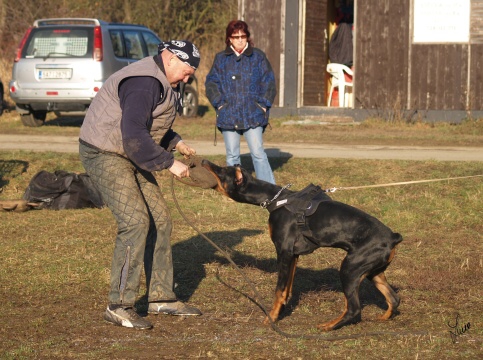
[170,175,431,341]
[324,174,483,192]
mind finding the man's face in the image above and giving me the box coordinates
[166,53,195,88]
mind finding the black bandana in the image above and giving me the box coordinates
[158,40,200,70]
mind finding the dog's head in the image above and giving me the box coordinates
[201,160,259,204]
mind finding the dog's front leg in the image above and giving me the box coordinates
[264,253,298,324]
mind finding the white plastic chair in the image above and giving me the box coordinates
[326,63,354,107]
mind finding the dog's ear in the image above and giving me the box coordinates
[235,167,244,186]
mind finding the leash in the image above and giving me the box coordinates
[324,174,483,193]
[170,175,430,341]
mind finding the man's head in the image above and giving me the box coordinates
[158,40,200,87]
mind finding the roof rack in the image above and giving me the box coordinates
[34,18,104,27]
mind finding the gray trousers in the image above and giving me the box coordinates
[79,143,176,306]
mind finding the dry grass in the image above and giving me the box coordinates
[0,150,482,359]
[1,109,482,150]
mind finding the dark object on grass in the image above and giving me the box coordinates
[23,170,104,210]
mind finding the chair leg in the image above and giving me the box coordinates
[339,85,345,107]
[346,87,353,107]
[328,86,334,107]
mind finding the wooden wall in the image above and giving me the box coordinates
[470,1,483,110]
[303,0,328,106]
[240,0,483,113]
[239,0,282,106]
[410,45,468,110]
[356,0,483,111]
[470,44,483,109]
[355,0,410,110]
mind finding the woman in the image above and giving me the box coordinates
[205,20,276,184]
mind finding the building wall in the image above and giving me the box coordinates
[355,0,410,110]
[240,0,483,115]
[303,0,328,106]
[353,0,482,111]
[238,0,282,106]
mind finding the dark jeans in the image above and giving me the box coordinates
[79,143,176,306]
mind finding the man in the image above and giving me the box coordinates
[79,40,202,330]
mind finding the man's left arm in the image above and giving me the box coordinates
[120,76,175,171]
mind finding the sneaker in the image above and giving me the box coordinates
[104,306,153,330]
[148,301,202,316]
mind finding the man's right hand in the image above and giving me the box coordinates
[169,160,190,178]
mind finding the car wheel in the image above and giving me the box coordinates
[20,111,47,127]
[182,84,198,117]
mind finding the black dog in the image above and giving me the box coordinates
[202,160,402,331]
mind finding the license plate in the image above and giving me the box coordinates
[38,69,72,79]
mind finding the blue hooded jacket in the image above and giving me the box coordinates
[205,45,277,130]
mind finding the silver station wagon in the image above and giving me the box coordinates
[10,18,199,126]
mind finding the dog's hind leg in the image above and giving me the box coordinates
[264,255,299,324]
[317,255,367,331]
[368,247,400,320]
[371,272,400,320]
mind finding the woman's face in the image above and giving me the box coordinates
[229,30,248,52]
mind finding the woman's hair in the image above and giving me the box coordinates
[225,20,253,47]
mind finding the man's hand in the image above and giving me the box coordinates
[175,141,196,158]
[169,160,190,178]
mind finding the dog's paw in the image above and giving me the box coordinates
[316,323,334,332]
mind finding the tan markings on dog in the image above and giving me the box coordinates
[387,246,397,263]
[286,256,299,301]
[317,298,348,331]
[235,167,243,185]
[372,272,397,320]
[264,256,299,325]
[202,167,229,196]
[264,289,285,324]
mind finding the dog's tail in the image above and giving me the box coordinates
[391,232,403,245]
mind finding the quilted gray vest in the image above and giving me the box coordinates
[79,56,178,156]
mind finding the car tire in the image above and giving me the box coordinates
[182,84,198,117]
[20,111,47,127]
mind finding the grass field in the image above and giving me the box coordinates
[0,109,482,147]
[0,115,482,359]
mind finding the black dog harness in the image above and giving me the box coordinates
[262,184,332,255]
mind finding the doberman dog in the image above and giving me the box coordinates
[201,160,402,331]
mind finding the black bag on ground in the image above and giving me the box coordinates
[22,170,104,210]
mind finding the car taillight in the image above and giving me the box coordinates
[15,27,33,62]
[93,26,103,61]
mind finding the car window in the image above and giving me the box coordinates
[25,28,91,58]
[123,31,143,60]
[142,31,161,56]
[109,30,125,57]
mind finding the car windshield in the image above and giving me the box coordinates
[24,28,92,58]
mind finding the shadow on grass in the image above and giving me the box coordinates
[0,159,29,188]
[239,152,293,175]
[44,115,84,127]
[137,227,396,321]
[42,105,211,127]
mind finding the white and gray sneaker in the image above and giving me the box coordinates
[104,306,153,330]
[148,301,202,316]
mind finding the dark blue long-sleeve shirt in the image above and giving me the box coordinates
[119,76,181,171]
